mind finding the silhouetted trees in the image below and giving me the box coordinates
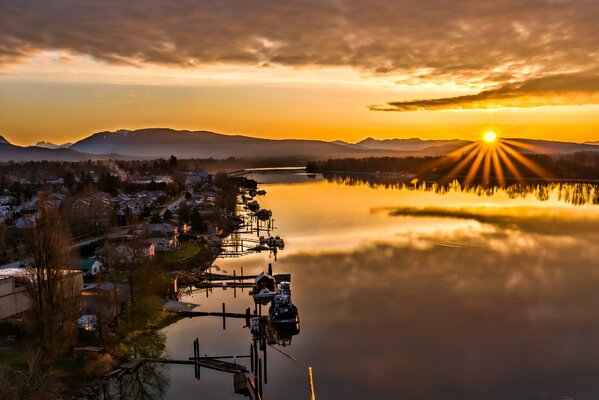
[22,206,79,370]
[308,151,599,182]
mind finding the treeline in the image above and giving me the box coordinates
[0,156,312,185]
[307,152,599,181]
[307,156,439,174]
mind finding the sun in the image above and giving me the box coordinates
[483,130,498,144]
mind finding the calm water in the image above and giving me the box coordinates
[111,171,599,399]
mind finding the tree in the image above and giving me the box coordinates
[23,206,80,370]
[63,171,75,190]
[191,207,206,232]
[178,203,191,224]
[169,155,178,169]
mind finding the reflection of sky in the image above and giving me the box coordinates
[162,174,599,399]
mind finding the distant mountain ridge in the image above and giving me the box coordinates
[0,135,128,162]
[68,128,401,159]
[357,137,470,152]
[35,141,73,149]
[1,128,598,162]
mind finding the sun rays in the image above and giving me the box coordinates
[419,131,554,187]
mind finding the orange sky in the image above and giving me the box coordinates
[1,1,598,146]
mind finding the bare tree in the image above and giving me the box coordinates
[23,205,80,369]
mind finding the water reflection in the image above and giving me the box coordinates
[131,171,599,399]
[99,331,171,399]
[324,172,599,206]
[278,225,599,399]
[100,362,170,400]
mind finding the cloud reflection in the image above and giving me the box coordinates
[279,216,599,399]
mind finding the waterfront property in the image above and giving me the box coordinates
[0,269,84,320]
[0,276,28,320]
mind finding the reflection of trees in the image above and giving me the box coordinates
[100,362,170,400]
[124,330,167,359]
[101,331,170,400]
[324,173,599,206]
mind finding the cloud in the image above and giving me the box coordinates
[0,0,598,86]
[386,204,599,235]
[370,70,599,111]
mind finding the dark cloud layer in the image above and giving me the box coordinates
[1,0,598,83]
[2,1,598,110]
[372,69,599,111]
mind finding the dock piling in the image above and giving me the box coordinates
[258,358,263,398]
[193,338,200,380]
[263,341,267,384]
[233,270,237,298]
[250,343,254,373]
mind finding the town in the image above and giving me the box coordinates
[0,157,275,398]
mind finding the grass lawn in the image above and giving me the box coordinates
[158,242,201,265]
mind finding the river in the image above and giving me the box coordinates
[111,170,599,399]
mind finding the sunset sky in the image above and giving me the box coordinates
[1,0,598,146]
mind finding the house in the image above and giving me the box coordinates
[113,242,155,262]
[0,269,83,320]
[0,276,28,320]
[117,199,144,218]
[145,223,180,251]
[77,258,103,277]
[71,192,114,230]
[255,271,276,292]
[0,195,15,206]
[185,170,208,186]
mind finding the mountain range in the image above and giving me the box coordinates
[1,129,598,162]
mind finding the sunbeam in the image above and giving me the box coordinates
[434,132,552,186]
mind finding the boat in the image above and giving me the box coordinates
[279,281,291,297]
[260,235,283,249]
[269,291,299,326]
[247,200,260,212]
[274,236,285,249]
[250,271,278,303]
[256,209,272,221]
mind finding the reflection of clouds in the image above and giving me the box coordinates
[387,205,599,237]
[278,223,599,398]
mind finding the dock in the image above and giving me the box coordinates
[143,357,248,374]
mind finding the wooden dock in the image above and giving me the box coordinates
[178,310,249,319]
[203,272,291,283]
[143,357,248,374]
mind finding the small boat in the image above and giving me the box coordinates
[274,236,285,249]
[247,200,260,212]
[269,292,299,326]
[258,235,284,251]
[279,281,291,297]
[256,209,272,221]
[251,271,278,303]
